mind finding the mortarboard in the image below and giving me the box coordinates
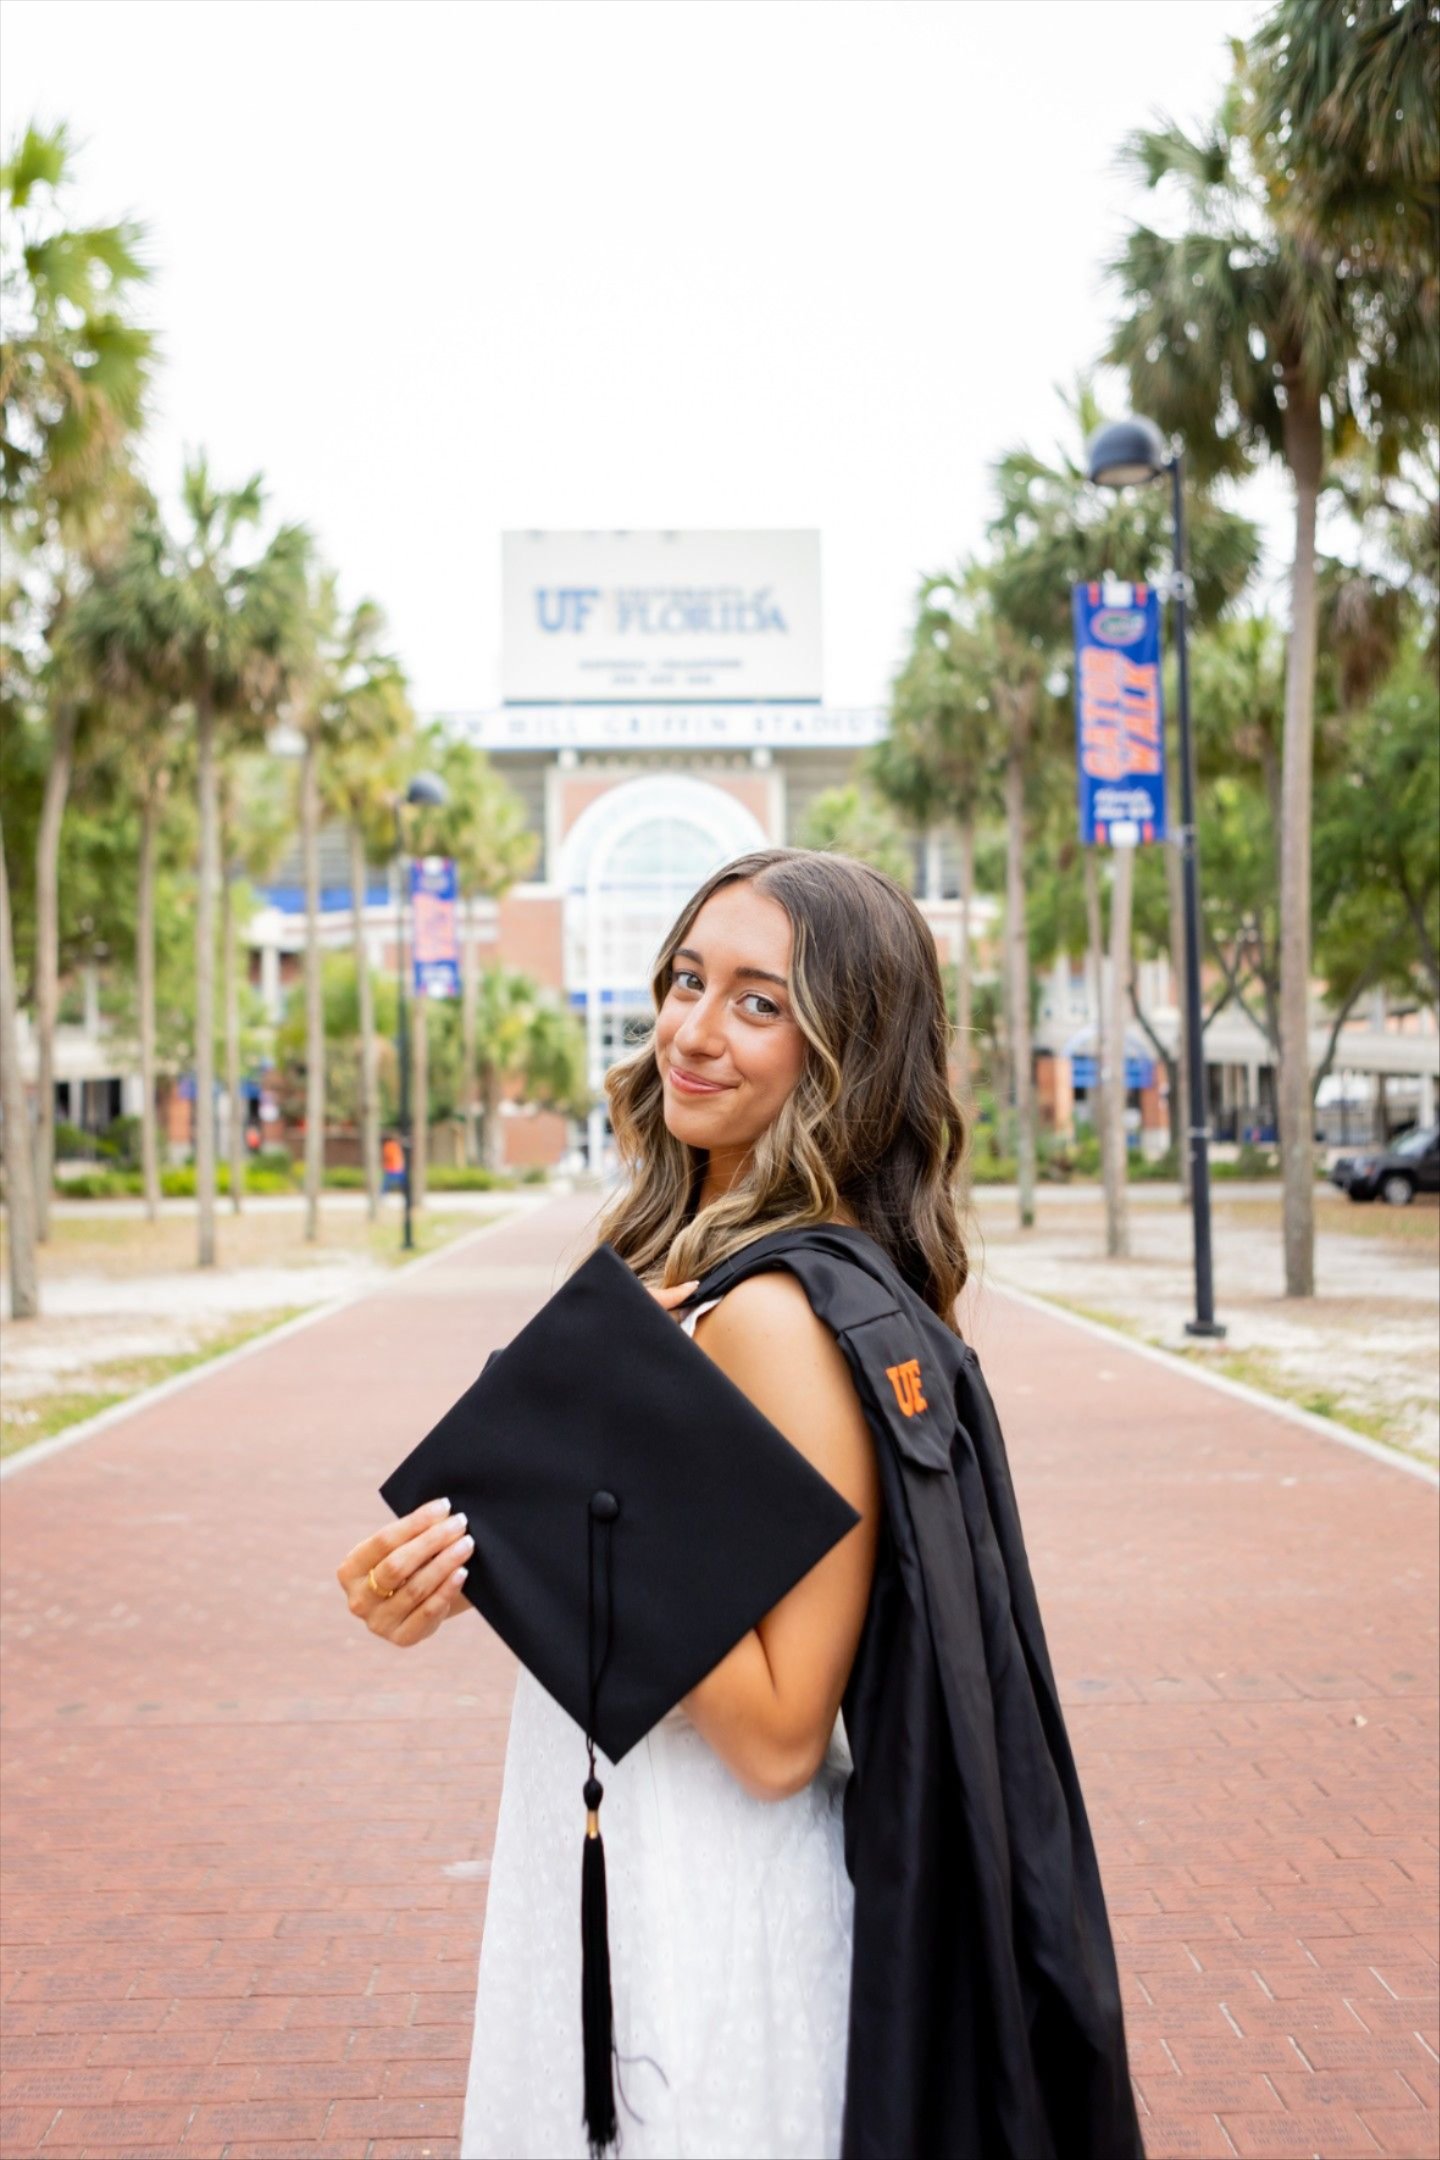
[379,1240,861,2154]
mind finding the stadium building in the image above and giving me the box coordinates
[432,530,968,1170]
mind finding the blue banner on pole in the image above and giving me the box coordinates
[1072,584,1167,846]
[410,857,460,999]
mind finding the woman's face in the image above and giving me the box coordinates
[653,881,808,1163]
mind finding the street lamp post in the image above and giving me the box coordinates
[391,772,448,1253]
[1086,415,1225,1338]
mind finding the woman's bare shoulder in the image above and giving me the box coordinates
[693,1273,873,1486]
[695,1268,829,1358]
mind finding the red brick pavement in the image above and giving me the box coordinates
[1,1191,1435,2160]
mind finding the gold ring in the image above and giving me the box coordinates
[368,1565,394,1600]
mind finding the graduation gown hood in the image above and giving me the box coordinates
[692,1222,1145,2160]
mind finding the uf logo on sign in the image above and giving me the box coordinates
[884,1359,928,1418]
[535,588,601,634]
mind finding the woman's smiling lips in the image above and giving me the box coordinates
[667,1065,733,1096]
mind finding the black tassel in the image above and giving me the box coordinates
[583,1488,621,2157]
[581,1771,617,2157]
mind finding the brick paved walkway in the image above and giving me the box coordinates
[1,1192,1435,2160]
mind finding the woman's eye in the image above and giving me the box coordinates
[741,993,781,1019]
[672,969,703,993]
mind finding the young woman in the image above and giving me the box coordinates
[336,847,1138,2160]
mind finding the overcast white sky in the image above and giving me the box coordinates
[4,0,1277,713]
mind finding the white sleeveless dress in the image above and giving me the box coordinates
[459,1297,856,2160]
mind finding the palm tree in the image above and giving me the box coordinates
[1315,642,1440,1028]
[65,513,185,1219]
[876,583,1005,1106]
[399,774,457,1207]
[985,380,1260,1242]
[956,572,1054,1230]
[0,807,40,1317]
[320,617,416,1218]
[135,753,173,1215]
[0,124,152,534]
[1106,18,1436,1294]
[218,753,290,1209]
[160,460,308,1266]
[991,609,1050,1233]
[429,737,538,1169]
[794,783,914,887]
[1249,0,1439,284]
[281,570,342,1243]
[473,966,589,1174]
[1,123,154,1237]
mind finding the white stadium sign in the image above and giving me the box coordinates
[502,530,822,705]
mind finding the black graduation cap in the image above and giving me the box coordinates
[378,1239,860,2155]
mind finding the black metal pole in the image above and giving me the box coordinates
[1170,453,1224,1337]
[393,808,414,1254]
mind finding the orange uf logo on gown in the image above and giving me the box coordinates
[884,1359,927,1418]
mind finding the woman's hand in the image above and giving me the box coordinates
[649,1277,700,1318]
[337,1276,697,1652]
[336,1496,474,1648]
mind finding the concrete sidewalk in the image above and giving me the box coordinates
[1,1192,1435,2159]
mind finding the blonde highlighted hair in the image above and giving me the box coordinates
[588,847,969,1329]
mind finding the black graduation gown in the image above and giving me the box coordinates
[692,1222,1145,2160]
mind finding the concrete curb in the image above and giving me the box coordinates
[986,1276,1440,1488]
[0,1198,564,1483]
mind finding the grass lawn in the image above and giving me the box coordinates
[0,1306,310,1458]
[968,1180,1439,1465]
[0,1205,492,1463]
[1,1200,485,1279]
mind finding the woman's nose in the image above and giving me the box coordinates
[673,995,725,1057]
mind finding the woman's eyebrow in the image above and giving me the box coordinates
[673,945,790,991]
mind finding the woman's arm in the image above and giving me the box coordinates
[680,1272,881,1800]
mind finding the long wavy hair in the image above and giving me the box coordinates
[587,847,969,1329]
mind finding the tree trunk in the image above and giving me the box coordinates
[1003,740,1036,1229]
[461,895,480,1165]
[0,812,40,1318]
[412,991,429,1207]
[138,786,161,1220]
[1395,865,1440,1013]
[1083,844,1108,1191]
[482,1061,503,1177]
[954,815,974,1105]
[222,852,246,1215]
[1104,844,1135,1259]
[475,1058,491,1173]
[33,698,78,1239]
[1278,386,1324,1297]
[350,821,381,1221]
[302,737,324,1242]
[195,693,218,1268]
[992,987,1011,1159]
[1164,827,1192,1205]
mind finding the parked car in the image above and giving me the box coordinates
[1338,1125,1440,1206]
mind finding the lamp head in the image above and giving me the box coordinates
[405,772,448,810]
[1086,415,1169,489]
